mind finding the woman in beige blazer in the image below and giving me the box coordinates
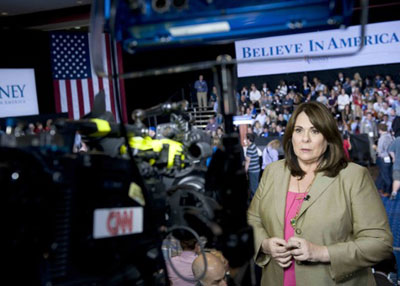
[248,102,393,286]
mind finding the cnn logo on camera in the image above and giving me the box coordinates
[93,207,143,239]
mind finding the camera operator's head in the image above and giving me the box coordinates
[180,237,199,253]
[173,230,200,253]
[192,253,227,286]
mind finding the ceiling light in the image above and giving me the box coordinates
[168,21,230,37]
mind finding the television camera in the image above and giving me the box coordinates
[1,91,253,286]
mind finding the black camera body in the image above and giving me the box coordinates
[2,145,168,285]
[1,98,254,285]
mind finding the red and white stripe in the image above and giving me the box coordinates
[53,33,127,122]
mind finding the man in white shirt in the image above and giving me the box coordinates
[337,88,350,111]
[255,108,267,127]
[373,95,384,114]
[381,102,392,116]
[249,83,261,104]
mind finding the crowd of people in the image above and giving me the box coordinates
[162,71,399,285]
[201,71,400,200]
[236,73,399,146]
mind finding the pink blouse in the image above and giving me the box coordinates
[283,191,308,286]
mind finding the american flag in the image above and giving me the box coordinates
[50,32,127,122]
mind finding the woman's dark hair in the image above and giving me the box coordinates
[282,101,348,178]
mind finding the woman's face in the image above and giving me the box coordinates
[292,112,327,166]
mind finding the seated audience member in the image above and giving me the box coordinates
[253,121,263,137]
[245,107,253,118]
[277,80,288,97]
[282,108,291,122]
[261,127,269,138]
[26,123,36,135]
[192,253,227,286]
[337,88,350,112]
[275,124,284,137]
[249,104,257,117]
[206,117,218,134]
[238,94,250,110]
[268,122,278,136]
[259,90,268,108]
[255,108,267,127]
[249,83,261,108]
[276,113,287,128]
[216,127,224,139]
[240,86,249,98]
[166,233,200,286]
[316,91,328,106]
[282,93,294,112]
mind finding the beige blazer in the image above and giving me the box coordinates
[248,160,393,286]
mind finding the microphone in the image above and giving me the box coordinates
[304,195,311,201]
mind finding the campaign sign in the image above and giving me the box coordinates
[235,20,400,77]
[93,207,143,239]
[0,69,39,118]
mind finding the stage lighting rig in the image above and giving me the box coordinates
[102,0,354,53]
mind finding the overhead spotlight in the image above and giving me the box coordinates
[152,0,171,13]
[172,0,187,10]
[127,0,146,12]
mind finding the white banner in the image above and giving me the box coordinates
[0,69,39,118]
[235,20,400,77]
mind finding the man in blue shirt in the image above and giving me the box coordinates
[194,75,208,110]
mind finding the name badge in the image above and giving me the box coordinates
[384,156,391,163]
[369,132,374,137]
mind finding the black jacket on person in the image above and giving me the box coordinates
[392,116,400,137]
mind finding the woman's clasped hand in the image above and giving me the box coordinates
[262,237,330,268]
